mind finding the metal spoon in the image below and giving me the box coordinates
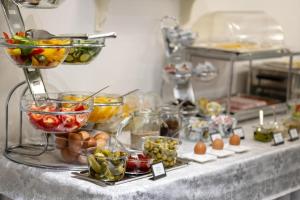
[119,89,139,98]
[25,29,117,40]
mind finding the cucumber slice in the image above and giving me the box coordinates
[80,53,91,62]
[69,48,75,54]
[65,55,74,62]
[88,155,101,173]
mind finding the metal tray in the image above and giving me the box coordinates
[71,159,189,186]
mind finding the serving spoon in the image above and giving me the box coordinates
[25,29,117,40]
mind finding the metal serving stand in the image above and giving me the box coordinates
[186,46,293,121]
[0,0,112,170]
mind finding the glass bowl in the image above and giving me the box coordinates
[54,130,110,164]
[142,136,181,168]
[211,115,237,137]
[63,39,104,65]
[21,93,93,133]
[61,93,124,133]
[126,152,153,175]
[87,148,127,182]
[0,36,71,69]
[183,117,211,142]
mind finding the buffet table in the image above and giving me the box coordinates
[1,116,300,200]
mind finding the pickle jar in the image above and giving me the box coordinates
[159,105,181,138]
[130,109,161,150]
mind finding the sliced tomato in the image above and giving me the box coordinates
[74,104,85,111]
[59,115,76,128]
[3,32,9,39]
[42,115,60,128]
[42,105,57,112]
[29,113,44,122]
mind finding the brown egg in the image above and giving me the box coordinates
[61,148,77,163]
[79,131,90,141]
[68,132,82,141]
[94,131,110,141]
[229,134,240,146]
[194,141,206,155]
[55,133,68,138]
[55,136,67,149]
[83,137,97,149]
[96,138,107,148]
[212,138,224,150]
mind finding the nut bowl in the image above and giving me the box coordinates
[21,93,93,133]
[0,34,71,69]
[142,136,181,168]
[55,130,110,164]
[63,39,104,65]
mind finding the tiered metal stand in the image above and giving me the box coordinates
[0,0,110,170]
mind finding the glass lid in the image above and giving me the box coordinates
[191,11,285,52]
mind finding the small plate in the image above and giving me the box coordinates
[181,153,217,163]
[207,147,235,158]
[224,144,250,153]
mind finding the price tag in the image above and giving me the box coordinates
[289,129,299,141]
[151,162,166,180]
[210,132,222,142]
[233,127,245,139]
[273,132,284,146]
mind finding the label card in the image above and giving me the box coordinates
[151,162,166,180]
[210,132,222,142]
[273,132,284,146]
[289,129,299,141]
[233,127,245,139]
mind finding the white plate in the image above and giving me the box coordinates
[224,144,250,153]
[180,153,217,163]
[207,147,235,158]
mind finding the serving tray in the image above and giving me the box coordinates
[71,159,189,186]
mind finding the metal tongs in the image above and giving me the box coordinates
[25,29,117,40]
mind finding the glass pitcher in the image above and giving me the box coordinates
[130,109,161,150]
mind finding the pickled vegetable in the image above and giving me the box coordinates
[143,136,180,168]
[64,40,101,64]
[88,149,127,182]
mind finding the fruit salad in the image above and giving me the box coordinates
[3,32,70,68]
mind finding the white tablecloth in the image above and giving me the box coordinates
[1,116,300,200]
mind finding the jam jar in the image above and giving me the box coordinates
[159,105,181,138]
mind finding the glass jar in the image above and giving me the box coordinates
[159,105,181,138]
[130,109,161,150]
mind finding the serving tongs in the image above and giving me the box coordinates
[25,29,117,40]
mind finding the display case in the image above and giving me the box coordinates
[184,11,295,121]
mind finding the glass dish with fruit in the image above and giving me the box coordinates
[21,93,93,133]
[142,136,181,168]
[62,93,124,133]
[55,130,110,164]
[1,32,71,69]
[126,152,153,175]
[63,39,104,65]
